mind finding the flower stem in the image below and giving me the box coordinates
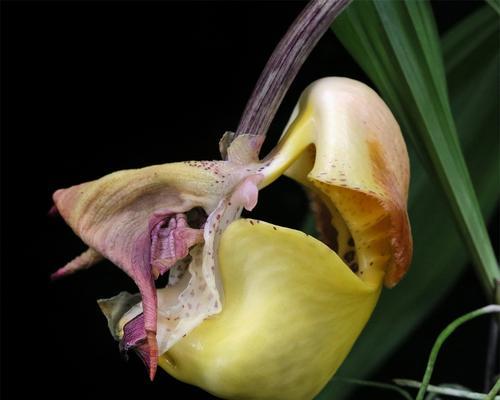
[484,280,500,392]
[394,379,499,400]
[416,305,500,400]
[487,378,500,400]
[236,0,352,141]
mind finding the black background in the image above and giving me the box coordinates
[1,1,495,399]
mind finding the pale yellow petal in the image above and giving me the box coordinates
[159,219,382,400]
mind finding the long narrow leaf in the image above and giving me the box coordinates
[485,0,500,16]
[317,5,500,399]
[332,0,499,295]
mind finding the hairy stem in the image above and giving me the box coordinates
[236,0,352,141]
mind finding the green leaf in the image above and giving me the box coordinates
[485,0,500,16]
[316,5,500,400]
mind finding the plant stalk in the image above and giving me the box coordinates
[394,379,500,400]
[416,305,500,400]
[487,378,500,400]
[484,280,500,392]
[235,0,352,141]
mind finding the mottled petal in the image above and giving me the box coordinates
[55,153,263,376]
[52,162,230,378]
[110,174,263,360]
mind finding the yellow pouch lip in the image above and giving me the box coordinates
[159,218,382,400]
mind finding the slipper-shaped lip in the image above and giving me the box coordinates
[157,218,383,400]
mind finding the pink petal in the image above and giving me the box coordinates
[51,166,219,379]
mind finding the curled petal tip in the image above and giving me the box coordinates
[146,331,158,381]
[51,183,87,223]
[52,188,64,203]
[51,248,103,280]
[120,313,158,380]
[50,269,65,281]
[48,204,59,217]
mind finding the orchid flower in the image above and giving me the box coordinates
[52,77,411,399]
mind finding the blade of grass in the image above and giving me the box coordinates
[332,0,499,296]
[441,5,497,74]
[317,5,500,400]
[485,0,500,15]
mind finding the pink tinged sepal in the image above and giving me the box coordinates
[51,164,223,379]
[114,173,263,367]
[52,156,263,378]
[48,204,59,217]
